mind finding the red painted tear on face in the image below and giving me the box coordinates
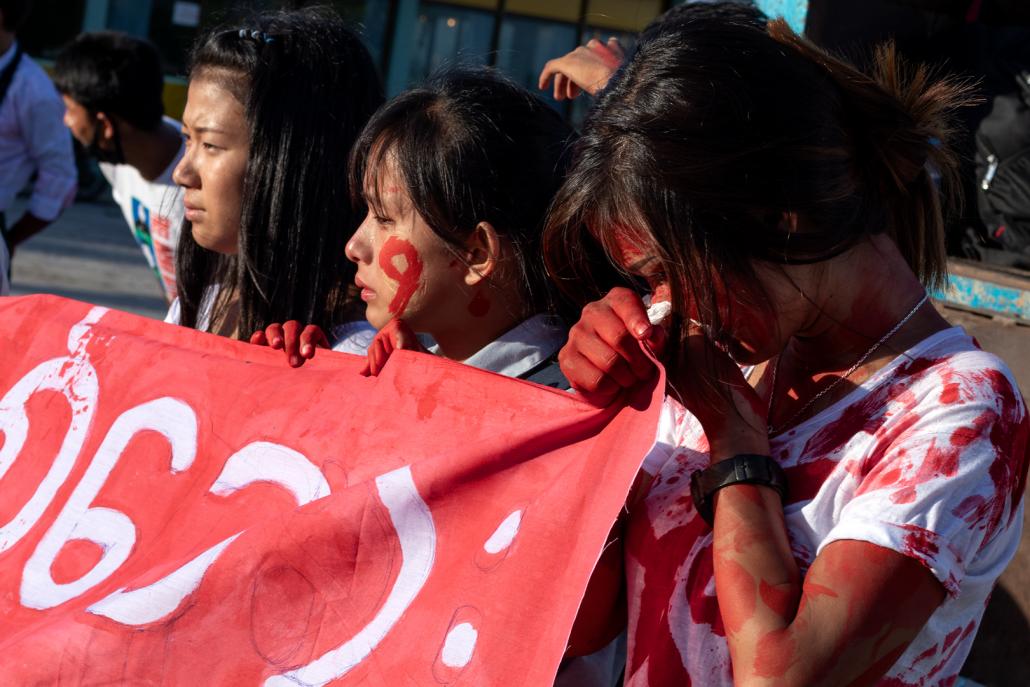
[379,236,424,316]
[468,290,490,318]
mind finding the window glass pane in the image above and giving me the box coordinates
[587,0,663,32]
[409,3,495,84]
[506,0,580,23]
[495,15,577,110]
[329,0,394,69]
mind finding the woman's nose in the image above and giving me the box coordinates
[172,149,197,188]
[345,218,373,264]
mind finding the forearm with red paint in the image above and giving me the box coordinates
[709,436,946,686]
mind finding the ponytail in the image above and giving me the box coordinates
[768,19,974,289]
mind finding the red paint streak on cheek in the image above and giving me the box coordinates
[468,290,490,317]
[651,282,671,305]
[759,579,795,617]
[715,556,757,636]
[379,236,424,316]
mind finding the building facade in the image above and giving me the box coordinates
[20,0,807,118]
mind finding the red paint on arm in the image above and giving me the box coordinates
[379,236,424,316]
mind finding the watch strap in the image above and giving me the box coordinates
[690,454,788,525]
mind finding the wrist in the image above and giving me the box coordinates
[708,423,769,463]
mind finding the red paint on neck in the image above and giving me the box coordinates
[468,290,491,317]
[379,236,424,316]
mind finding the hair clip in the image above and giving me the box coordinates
[237,28,275,44]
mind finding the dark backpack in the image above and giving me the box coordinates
[974,71,1030,268]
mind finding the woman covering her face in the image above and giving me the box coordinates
[168,7,383,343]
[547,3,1028,686]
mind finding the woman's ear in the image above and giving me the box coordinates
[462,221,503,286]
[96,112,117,144]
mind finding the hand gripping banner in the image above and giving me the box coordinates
[0,295,661,686]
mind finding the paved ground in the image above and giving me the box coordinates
[4,197,1030,685]
[8,197,168,319]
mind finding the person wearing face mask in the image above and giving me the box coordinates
[547,4,1028,686]
[166,7,383,348]
[0,0,77,292]
[53,32,185,302]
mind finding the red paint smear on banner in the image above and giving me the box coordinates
[379,237,423,316]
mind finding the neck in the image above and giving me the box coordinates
[0,32,15,56]
[430,291,529,363]
[785,235,945,373]
[120,119,182,181]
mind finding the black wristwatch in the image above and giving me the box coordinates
[690,454,788,526]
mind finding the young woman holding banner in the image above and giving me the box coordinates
[255,68,579,387]
[167,7,382,348]
[545,3,1028,686]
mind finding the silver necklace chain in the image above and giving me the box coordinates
[766,293,929,435]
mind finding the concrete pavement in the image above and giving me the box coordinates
[7,196,169,319]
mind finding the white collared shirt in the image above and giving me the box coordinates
[0,42,77,221]
[433,313,566,378]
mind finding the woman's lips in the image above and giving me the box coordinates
[183,204,205,222]
[355,277,376,302]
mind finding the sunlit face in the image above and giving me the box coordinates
[172,75,249,255]
[609,226,798,364]
[345,155,470,332]
[61,95,99,148]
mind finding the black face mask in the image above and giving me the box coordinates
[86,118,125,165]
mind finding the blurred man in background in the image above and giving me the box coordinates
[54,31,185,301]
[0,0,77,295]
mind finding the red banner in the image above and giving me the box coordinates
[0,295,659,686]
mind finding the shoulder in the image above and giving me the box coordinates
[891,330,1024,419]
[12,56,60,102]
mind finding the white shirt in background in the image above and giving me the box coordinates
[99,117,185,301]
[0,41,76,224]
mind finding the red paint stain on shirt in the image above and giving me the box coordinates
[379,237,423,316]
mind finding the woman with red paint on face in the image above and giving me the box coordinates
[544,4,1029,686]
[266,69,579,387]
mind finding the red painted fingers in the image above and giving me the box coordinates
[558,288,659,402]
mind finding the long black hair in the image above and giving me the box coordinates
[544,2,970,372]
[349,67,576,320]
[175,6,384,335]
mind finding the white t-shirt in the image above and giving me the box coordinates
[624,327,1028,686]
[100,117,184,302]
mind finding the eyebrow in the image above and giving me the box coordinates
[181,123,228,135]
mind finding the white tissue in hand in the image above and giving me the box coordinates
[646,301,672,325]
